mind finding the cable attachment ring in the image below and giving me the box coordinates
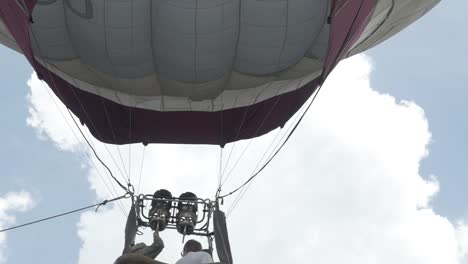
[127,183,135,195]
[95,199,109,212]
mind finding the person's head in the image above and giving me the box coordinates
[182,239,202,256]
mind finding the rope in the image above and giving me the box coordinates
[226,87,312,216]
[27,26,131,207]
[68,110,131,194]
[216,147,223,195]
[219,84,323,199]
[137,146,146,194]
[0,194,129,233]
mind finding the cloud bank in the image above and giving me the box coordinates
[0,191,35,263]
[27,55,468,264]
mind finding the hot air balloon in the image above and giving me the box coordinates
[0,0,440,263]
[0,0,439,147]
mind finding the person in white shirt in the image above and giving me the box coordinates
[175,240,213,264]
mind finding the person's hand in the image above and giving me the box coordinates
[153,230,164,249]
[153,230,159,238]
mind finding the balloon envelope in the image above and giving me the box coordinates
[0,0,439,145]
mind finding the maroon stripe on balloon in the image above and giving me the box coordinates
[0,1,35,63]
[1,0,375,145]
[323,0,376,77]
[34,61,321,146]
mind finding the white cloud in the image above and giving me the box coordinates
[0,191,35,263]
[26,54,468,264]
[456,222,468,261]
[27,75,82,152]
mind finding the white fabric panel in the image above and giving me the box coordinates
[27,0,329,110]
[1,0,438,113]
[152,0,238,82]
[234,0,328,74]
[64,0,154,78]
[30,1,76,60]
[104,0,154,77]
[348,0,441,56]
[35,56,322,112]
[306,22,329,60]
[30,0,328,81]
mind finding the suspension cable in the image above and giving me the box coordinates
[28,26,132,199]
[226,87,312,215]
[68,109,131,194]
[137,145,146,194]
[218,83,289,193]
[40,83,127,216]
[219,84,323,199]
[218,82,276,181]
[0,194,129,233]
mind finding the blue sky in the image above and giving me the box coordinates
[0,47,92,262]
[0,0,467,263]
[367,0,468,220]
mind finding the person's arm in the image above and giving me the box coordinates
[115,253,168,264]
[129,242,148,254]
[137,231,164,259]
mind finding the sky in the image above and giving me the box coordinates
[0,0,467,263]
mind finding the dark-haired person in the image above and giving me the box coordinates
[175,239,213,264]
